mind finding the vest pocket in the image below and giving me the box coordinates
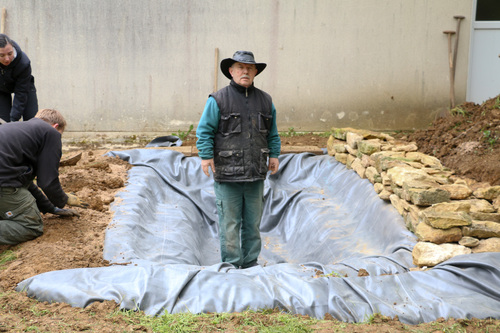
[258,112,272,133]
[216,150,244,176]
[219,113,241,135]
[259,148,270,174]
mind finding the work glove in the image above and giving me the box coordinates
[66,193,89,208]
[52,207,81,218]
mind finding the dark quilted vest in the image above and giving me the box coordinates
[210,81,273,182]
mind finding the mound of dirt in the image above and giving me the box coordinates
[403,95,500,186]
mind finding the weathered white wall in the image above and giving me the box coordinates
[0,0,473,133]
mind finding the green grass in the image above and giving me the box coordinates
[281,127,299,137]
[494,96,500,109]
[109,308,322,332]
[450,106,469,117]
[0,250,16,268]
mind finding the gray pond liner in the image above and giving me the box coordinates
[17,149,500,323]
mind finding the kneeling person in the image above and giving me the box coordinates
[0,108,87,245]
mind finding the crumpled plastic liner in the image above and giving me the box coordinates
[145,135,182,148]
[17,150,500,324]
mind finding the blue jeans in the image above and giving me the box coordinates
[214,180,264,268]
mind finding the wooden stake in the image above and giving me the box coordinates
[443,30,456,109]
[1,8,6,34]
[214,48,219,92]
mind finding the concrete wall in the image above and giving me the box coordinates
[0,0,473,133]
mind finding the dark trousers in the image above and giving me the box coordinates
[213,180,264,268]
[0,187,43,245]
[0,86,38,122]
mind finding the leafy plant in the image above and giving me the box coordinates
[172,124,194,141]
[281,127,297,137]
[482,130,498,150]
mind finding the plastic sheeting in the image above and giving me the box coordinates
[17,149,500,324]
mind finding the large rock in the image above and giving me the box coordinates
[327,137,346,156]
[469,212,500,222]
[346,132,363,149]
[358,140,381,155]
[440,184,473,200]
[390,194,410,215]
[370,152,407,173]
[405,152,443,169]
[365,166,381,184]
[462,199,496,213]
[428,201,471,213]
[404,212,419,232]
[415,222,462,244]
[373,183,383,194]
[387,166,431,187]
[351,158,366,179]
[334,153,348,164]
[360,154,373,168]
[407,204,425,230]
[462,220,500,238]
[392,143,418,152]
[471,237,500,253]
[346,154,356,168]
[331,128,350,140]
[345,144,358,156]
[378,188,392,201]
[333,144,348,154]
[494,196,500,211]
[331,127,389,141]
[420,210,471,229]
[473,185,500,201]
[412,242,471,267]
[459,236,480,248]
[407,187,451,206]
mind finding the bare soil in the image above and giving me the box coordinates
[1,96,499,332]
[401,96,500,186]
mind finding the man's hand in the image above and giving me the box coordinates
[66,193,89,208]
[52,207,81,217]
[201,158,215,177]
[269,157,279,175]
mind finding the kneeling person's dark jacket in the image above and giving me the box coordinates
[0,118,68,212]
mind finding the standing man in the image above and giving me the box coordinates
[0,34,38,123]
[196,51,281,269]
[0,109,87,245]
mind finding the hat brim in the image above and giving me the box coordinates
[220,58,267,80]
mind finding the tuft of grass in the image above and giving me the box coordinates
[494,96,500,109]
[450,106,469,117]
[0,250,16,268]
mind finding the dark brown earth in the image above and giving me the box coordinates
[0,96,499,332]
[402,95,500,186]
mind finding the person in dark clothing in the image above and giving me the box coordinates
[196,51,281,268]
[0,108,87,245]
[0,33,38,123]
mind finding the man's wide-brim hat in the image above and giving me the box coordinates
[220,51,267,80]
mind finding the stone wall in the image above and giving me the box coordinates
[327,128,500,268]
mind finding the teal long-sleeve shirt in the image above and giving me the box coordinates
[196,96,281,160]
